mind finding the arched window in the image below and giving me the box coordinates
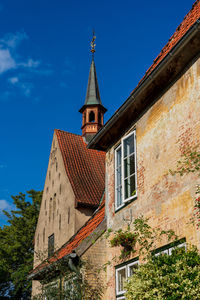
[89,111,95,122]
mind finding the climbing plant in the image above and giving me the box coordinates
[125,246,200,300]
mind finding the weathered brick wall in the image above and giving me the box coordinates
[81,236,108,299]
[105,57,200,298]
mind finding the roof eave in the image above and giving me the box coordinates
[88,19,200,151]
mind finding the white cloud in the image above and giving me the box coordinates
[8,77,19,84]
[8,77,33,97]
[0,49,16,74]
[0,199,12,213]
[0,32,39,76]
[0,31,28,49]
[18,58,40,69]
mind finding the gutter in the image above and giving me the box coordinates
[88,19,200,150]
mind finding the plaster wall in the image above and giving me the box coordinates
[105,57,200,298]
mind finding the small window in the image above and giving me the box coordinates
[59,214,61,230]
[89,111,95,122]
[68,207,70,224]
[48,234,54,257]
[116,259,139,297]
[115,131,137,210]
[43,228,45,243]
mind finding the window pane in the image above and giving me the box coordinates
[48,234,54,257]
[117,186,122,208]
[124,154,135,178]
[124,175,136,199]
[128,263,138,277]
[124,135,134,157]
[117,268,126,293]
[116,147,122,166]
[117,167,122,186]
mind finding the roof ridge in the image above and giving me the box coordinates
[132,0,200,92]
[55,129,82,137]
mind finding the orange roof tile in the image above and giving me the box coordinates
[55,129,105,207]
[31,195,105,275]
[133,0,200,93]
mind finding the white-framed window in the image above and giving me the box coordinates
[115,131,137,210]
[116,259,139,298]
[154,241,186,257]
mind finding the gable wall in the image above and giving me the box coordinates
[33,132,76,267]
[105,57,200,298]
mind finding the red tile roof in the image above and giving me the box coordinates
[31,195,105,275]
[133,0,200,92]
[55,129,105,207]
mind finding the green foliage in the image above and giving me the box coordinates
[0,190,42,299]
[125,246,200,299]
[169,147,200,227]
[109,227,136,259]
[169,148,200,177]
[106,216,176,261]
[33,260,104,300]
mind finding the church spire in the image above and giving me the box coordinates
[79,32,107,143]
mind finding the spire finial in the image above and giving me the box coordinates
[90,30,96,56]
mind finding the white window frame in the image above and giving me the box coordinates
[116,265,126,296]
[155,241,186,257]
[116,259,139,298]
[115,130,137,210]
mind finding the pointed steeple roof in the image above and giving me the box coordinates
[84,58,102,106]
[79,57,107,113]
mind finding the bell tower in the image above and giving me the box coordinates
[79,32,107,143]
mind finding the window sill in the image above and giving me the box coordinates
[115,195,137,213]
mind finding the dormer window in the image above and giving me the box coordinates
[115,131,137,210]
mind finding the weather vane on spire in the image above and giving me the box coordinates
[90,30,96,55]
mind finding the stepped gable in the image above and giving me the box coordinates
[133,0,200,93]
[55,129,105,208]
[31,195,105,275]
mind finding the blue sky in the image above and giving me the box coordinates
[0,0,196,226]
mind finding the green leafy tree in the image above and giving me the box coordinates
[125,246,200,299]
[0,190,42,299]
